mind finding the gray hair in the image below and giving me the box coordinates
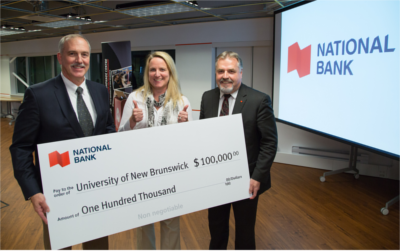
[58,34,91,53]
[215,51,243,71]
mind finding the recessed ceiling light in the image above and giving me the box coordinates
[0,30,25,36]
[34,20,91,28]
[186,1,198,7]
[119,3,194,17]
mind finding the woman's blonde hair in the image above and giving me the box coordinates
[137,51,182,108]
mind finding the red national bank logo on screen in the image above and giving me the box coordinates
[288,42,311,78]
[49,151,70,168]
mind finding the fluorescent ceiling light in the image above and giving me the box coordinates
[19,15,64,23]
[35,20,91,28]
[119,3,194,17]
[0,30,26,36]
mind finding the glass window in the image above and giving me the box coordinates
[54,55,61,76]
[131,50,151,89]
[160,49,176,62]
[28,56,52,85]
[90,53,103,84]
[15,57,27,93]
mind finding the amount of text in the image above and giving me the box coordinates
[194,151,239,167]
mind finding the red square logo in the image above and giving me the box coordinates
[288,42,311,78]
[49,151,70,167]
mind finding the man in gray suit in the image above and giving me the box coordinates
[200,51,278,249]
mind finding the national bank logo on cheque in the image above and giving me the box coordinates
[48,144,112,167]
[287,34,396,78]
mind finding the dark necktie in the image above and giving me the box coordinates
[76,87,94,137]
[219,94,231,116]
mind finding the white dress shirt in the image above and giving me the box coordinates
[217,89,239,116]
[61,72,97,127]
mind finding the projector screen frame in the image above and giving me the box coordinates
[272,0,315,118]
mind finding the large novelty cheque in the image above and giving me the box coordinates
[38,114,250,250]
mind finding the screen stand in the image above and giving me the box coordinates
[381,195,399,216]
[319,145,360,182]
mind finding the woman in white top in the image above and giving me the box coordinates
[119,51,192,250]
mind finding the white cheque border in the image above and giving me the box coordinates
[38,114,250,250]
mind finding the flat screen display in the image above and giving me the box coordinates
[273,0,399,159]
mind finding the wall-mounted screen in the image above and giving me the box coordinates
[273,0,399,159]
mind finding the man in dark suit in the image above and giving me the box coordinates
[200,51,278,249]
[10,34,115,250]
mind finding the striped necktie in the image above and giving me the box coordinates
[219,94,231,116]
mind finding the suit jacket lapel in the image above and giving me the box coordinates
[210,88,221,118]
[233,83,247,114]
[53,75,85,137]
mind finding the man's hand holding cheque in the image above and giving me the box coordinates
[31,193,50,225]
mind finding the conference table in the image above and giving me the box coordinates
[0,96,23,125]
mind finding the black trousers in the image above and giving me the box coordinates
[208,196,259,250]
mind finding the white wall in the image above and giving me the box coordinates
[275,121,399,179]
[253,46,273,96]
[1,56,12,114]
[0,56,11,95]
[176,43,214,111]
